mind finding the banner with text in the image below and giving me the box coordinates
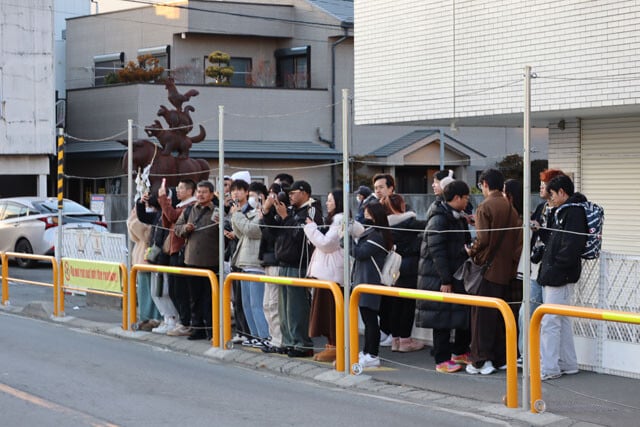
[63,258,121,293]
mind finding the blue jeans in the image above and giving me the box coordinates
[137,271,161,321]
[518,278,543,354]
[540,284,577,375]
[241,279,270,339]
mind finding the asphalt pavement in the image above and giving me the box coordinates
[2,280,640,426]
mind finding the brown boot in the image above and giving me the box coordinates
[398,337,425,353]
[313,344,336,362]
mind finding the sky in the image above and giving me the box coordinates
[94,0,167,14]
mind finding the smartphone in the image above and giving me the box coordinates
[308,206,316,220]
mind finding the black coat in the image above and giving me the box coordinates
[351,227,388,310]
[537,193,588,287]
[415,200,471,330]
[263,198,323,268]
[388,212,426,289]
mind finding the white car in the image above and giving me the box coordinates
[0,197,108,268]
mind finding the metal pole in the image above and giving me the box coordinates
[127,119,133,271]
[56,128,64,264]
[522,65,532,409]
[218,105,225,348]
[341,89,351,373]
[439,128,445,170]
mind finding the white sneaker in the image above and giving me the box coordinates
[561,368,579,376]
[358,352,381,368]
[465,360,496,375]
[379,334,393,347]
[232,334,247,344]
[167,324,192,336]
[541,372,562,381]
[152,322,172,334]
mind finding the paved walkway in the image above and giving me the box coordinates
[3,296,640,426]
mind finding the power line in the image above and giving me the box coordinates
[120,0,348,30]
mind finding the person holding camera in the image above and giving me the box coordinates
[262,180,323,357]
[230,180,270,348]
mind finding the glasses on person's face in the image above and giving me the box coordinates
[477,182,484,190]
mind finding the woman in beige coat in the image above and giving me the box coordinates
[127,208,160,326]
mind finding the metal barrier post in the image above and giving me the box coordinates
[1,252,8,306]
[529,303,640,413]
[0,252,58,314]
[222,273,345,372]
[349,284,518,408]
[130,264,220,347]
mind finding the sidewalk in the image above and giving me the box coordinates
[3,293,639,426]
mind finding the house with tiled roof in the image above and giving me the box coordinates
[63,0,541,203]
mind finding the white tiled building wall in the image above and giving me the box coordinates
[354,0,640,125]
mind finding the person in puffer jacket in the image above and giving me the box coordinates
[416,180,473,373]
[537,174,587,380]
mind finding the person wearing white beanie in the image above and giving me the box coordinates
[231,170,251,184]
[438,174,455,193]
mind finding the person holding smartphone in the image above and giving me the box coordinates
[262,180,323,358]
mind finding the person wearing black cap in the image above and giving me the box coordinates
[262,180,323,357]
[354,185,373,223]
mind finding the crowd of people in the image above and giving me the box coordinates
[127,167,590,380]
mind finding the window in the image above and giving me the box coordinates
[93,52,124,86]
[1,203,27,220]
[203,56,252,87]
[229,58,252,86]
[137,45,170,79]
[275,46,310,88]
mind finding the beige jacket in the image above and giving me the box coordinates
[127,210,152,265]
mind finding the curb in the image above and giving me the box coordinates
[2,304,590,426]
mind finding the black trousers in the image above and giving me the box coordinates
[360,306,380,356]
[232,279,251,337]
[169,252,191,326]
[186,269,214,337]
[389,296,416,338]
[433,328,471,364]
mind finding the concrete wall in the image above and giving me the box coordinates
[0,0,55,157]
[354,0,640,126]
[66,83,331,143]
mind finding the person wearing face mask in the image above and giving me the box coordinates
[416,180,473,373]
[230,180,270,348]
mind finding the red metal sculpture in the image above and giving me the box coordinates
[121,79,210,194]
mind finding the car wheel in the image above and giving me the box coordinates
[15,239,35,269]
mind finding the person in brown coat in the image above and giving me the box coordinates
[158,178,197,336]
[465,168,522,375]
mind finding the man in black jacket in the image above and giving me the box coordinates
[416,180,472,373]
[262,180,323,357]
[537,175,587,380]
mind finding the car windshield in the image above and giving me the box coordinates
[33,199,97,215]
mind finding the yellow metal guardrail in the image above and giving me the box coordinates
[129,264,220,347]
[528,303,640,413]
[58,258,128,330]
[1,252,58,313]
[222,273,345,372]
[349,284,519,408]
